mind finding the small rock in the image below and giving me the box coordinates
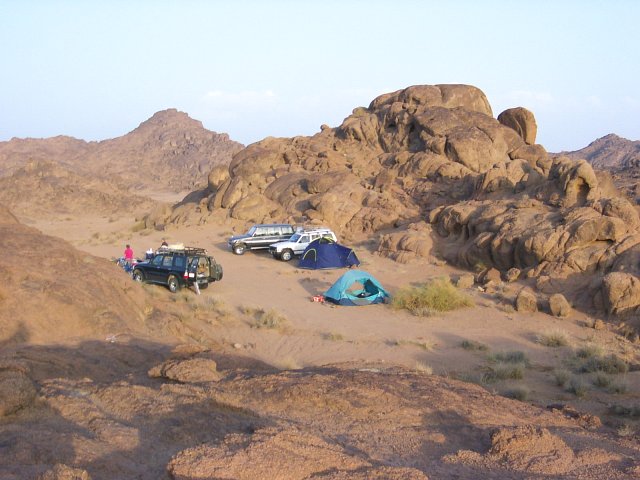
[233,343,243,349]
[455,273,475,289]
[482,268,502,284]
[593,319,605,330]
[549,293,571,317]
[516,289,538,312]
[504,267,521,283]
[38,464,92,480]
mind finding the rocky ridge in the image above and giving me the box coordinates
[0,109,244,194]
[154,84,640,323]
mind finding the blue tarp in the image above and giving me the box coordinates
[298,237,360,270]
[324,270,390,306]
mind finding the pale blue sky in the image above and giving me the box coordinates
[1,0,638,151]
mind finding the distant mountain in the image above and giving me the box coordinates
[560,133,640,169]
[559,134,640,204]
[0,109,244,193]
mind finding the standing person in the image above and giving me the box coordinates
[124,244,134,266]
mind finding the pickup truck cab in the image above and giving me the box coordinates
[228,223,295,255]
[269,228,337,261]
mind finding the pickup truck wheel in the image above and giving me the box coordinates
[132,270,144,282]
[168,275,181,293]
[233,244,246,255]
[281,249,293,262]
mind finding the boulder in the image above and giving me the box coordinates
[516,289,538,312]
[549,293,571,317]
[498,107,538,145]
[455,273,475,289]
[602,272,640,315]
[504,268,521,283]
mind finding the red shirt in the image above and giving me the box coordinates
[124,247,134,260]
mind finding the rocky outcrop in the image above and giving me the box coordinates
[160,83,640,320]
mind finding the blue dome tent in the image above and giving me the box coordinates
[298,237,360,270]
[324,270,390,306]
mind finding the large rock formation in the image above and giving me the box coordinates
[158,84,640,320]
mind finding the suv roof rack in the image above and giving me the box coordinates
[159,246,209,255]
[295,226,332,233]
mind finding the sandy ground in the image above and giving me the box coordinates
[29,213,640,418]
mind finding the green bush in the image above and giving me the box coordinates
[392,278,473,316]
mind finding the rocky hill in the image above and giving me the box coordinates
[0,206,153,344]
[0,160,155,218]
[561,134,640,204]
[562,134,640,170]
[0,109,244,194]
[151,84,640,322]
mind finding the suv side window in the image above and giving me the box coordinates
[151,255,163,266]
[174,256,186,269]
[300,235,310,243]
[254,227,266,236]
[162,256,173,267]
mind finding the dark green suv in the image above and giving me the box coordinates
[132,247,223,293]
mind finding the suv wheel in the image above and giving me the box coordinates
[168,275,181,293]
[233,243,246,255]
[280,249,293,262]
[132,270,144,282]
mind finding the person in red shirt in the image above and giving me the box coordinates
[124,244,134,266]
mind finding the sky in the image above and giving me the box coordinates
[0,0,638,152]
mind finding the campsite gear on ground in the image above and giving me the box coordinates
[298,237,360,269]
[311,295,325,303]
[324,270,390,306]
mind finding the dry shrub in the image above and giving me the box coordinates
[580,354,628,374]
[461,339,489,351]
[251,308,288,330]
[502,386,530,401]
[414,361,433,374]
[567,376,588,397]
[392,278,473,316]
[575,342,604,358]
[324,332,345,341]
[552,368,571,387]
[488,362,525,381]
[536,330,570,347]
[490,351,529,364]
[609,404,640,417]
[395,339,436,351]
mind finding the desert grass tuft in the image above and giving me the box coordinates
[324,332,345,341]
[461,339,489,352]
[502,386,530,401]
[489,350,529,365]
[414,361,433,374]
[552,368,571,387]
[580,354,628,374]
[391,278,473,316]
[575,342,604,359]
[251,308,289,330]
[274,356,301,370]
[487,362,525,381]
[567,376,588,397]
[609,404,640,417]
[536,329,570,348]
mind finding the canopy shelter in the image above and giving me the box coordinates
[324,270,390,306]
[298,237,360,270]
